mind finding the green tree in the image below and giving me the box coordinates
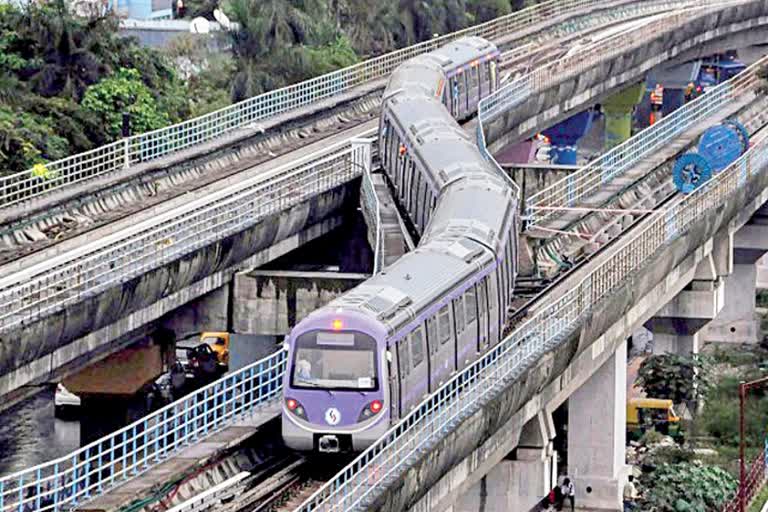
[637,354,714,405]
[82,68,169,139]
[638,463,736,512]
[225,0,358,100]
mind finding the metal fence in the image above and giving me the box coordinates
[0,137,373,334]
[523,53,765,228]
[295,91,768,512]
[722,441,768,512]
[0,0,648,211]
[0,349,286,512]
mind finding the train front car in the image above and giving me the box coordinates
[282,310,390,454]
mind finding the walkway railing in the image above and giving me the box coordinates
[295,82,768,512]
[0,349,286,512]
[0,0,642,211]
[0,136,373,334]
[522,52,764,229]
[476,0,744,227]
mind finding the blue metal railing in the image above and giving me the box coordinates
[0,349,286,512]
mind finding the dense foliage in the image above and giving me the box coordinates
[637,354,714,406]
[0,0,187,175]
[638,463,736,512]
[0,0,542,175]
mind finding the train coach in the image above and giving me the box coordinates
[282,36,518,454]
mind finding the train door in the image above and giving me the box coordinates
[450,75,461,118]
[487,271,501,345]
[410,168,421,219]
[419,182,429,230]
[477,278,490,353]
[402,325,429,412]
[468,64,480,112]
[461,286,478,367]
[392,340,408,419]
[429,305,455,390]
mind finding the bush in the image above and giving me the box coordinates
[82,68,170,139]
[638,463,736,512]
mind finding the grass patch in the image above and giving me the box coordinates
[749,483,768,512]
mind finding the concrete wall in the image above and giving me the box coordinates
[0,184,357,400]
[232,270,367,336]
[484,0,768,153]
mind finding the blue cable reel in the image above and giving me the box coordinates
[723,119,750,153]
[673,153,713,194]
[698,123,744,173]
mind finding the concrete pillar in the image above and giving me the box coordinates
[160,284,231,339]
[645,255,724,355]
[567,340,628,511]
[602,82,646,150]
[453,412,556,512]
[757,254,768,290]
[706,219,768,344]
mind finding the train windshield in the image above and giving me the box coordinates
[291,330,379,391]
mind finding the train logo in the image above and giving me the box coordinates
[325,408,341,426]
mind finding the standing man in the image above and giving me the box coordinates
[561,478,575,512]
[623,475,639,511]
[649,83,664,125]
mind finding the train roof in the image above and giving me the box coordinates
[428,36,499,75]
[384,92,487,189]
[326,238,494,336]
[385,56,444,99]
[422,173,517,253]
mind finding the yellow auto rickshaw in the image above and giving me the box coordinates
[626,398,683,442]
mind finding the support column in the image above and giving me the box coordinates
[706,216,768,344]
[543,110,595,165]
[510,411,557,510]
[568,340,628,511]
[645,255,724,355]
[602,82,646,150]
[452,412,557,512]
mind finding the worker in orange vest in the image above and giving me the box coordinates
[649,83,664,125]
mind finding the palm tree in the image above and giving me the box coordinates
[18,0,107,101]
[226,0,334,100]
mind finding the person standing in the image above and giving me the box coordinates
[623,475,638,511]
[561,478,575,512]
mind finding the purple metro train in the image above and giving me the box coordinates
[282,37,519,454]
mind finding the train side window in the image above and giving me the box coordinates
[410,327,425,367]
[438,305,451,344]
[453,298,465,333]
[465,287,477,323]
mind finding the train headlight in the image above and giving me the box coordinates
[285,398,307,420]
[358,400,384,422]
